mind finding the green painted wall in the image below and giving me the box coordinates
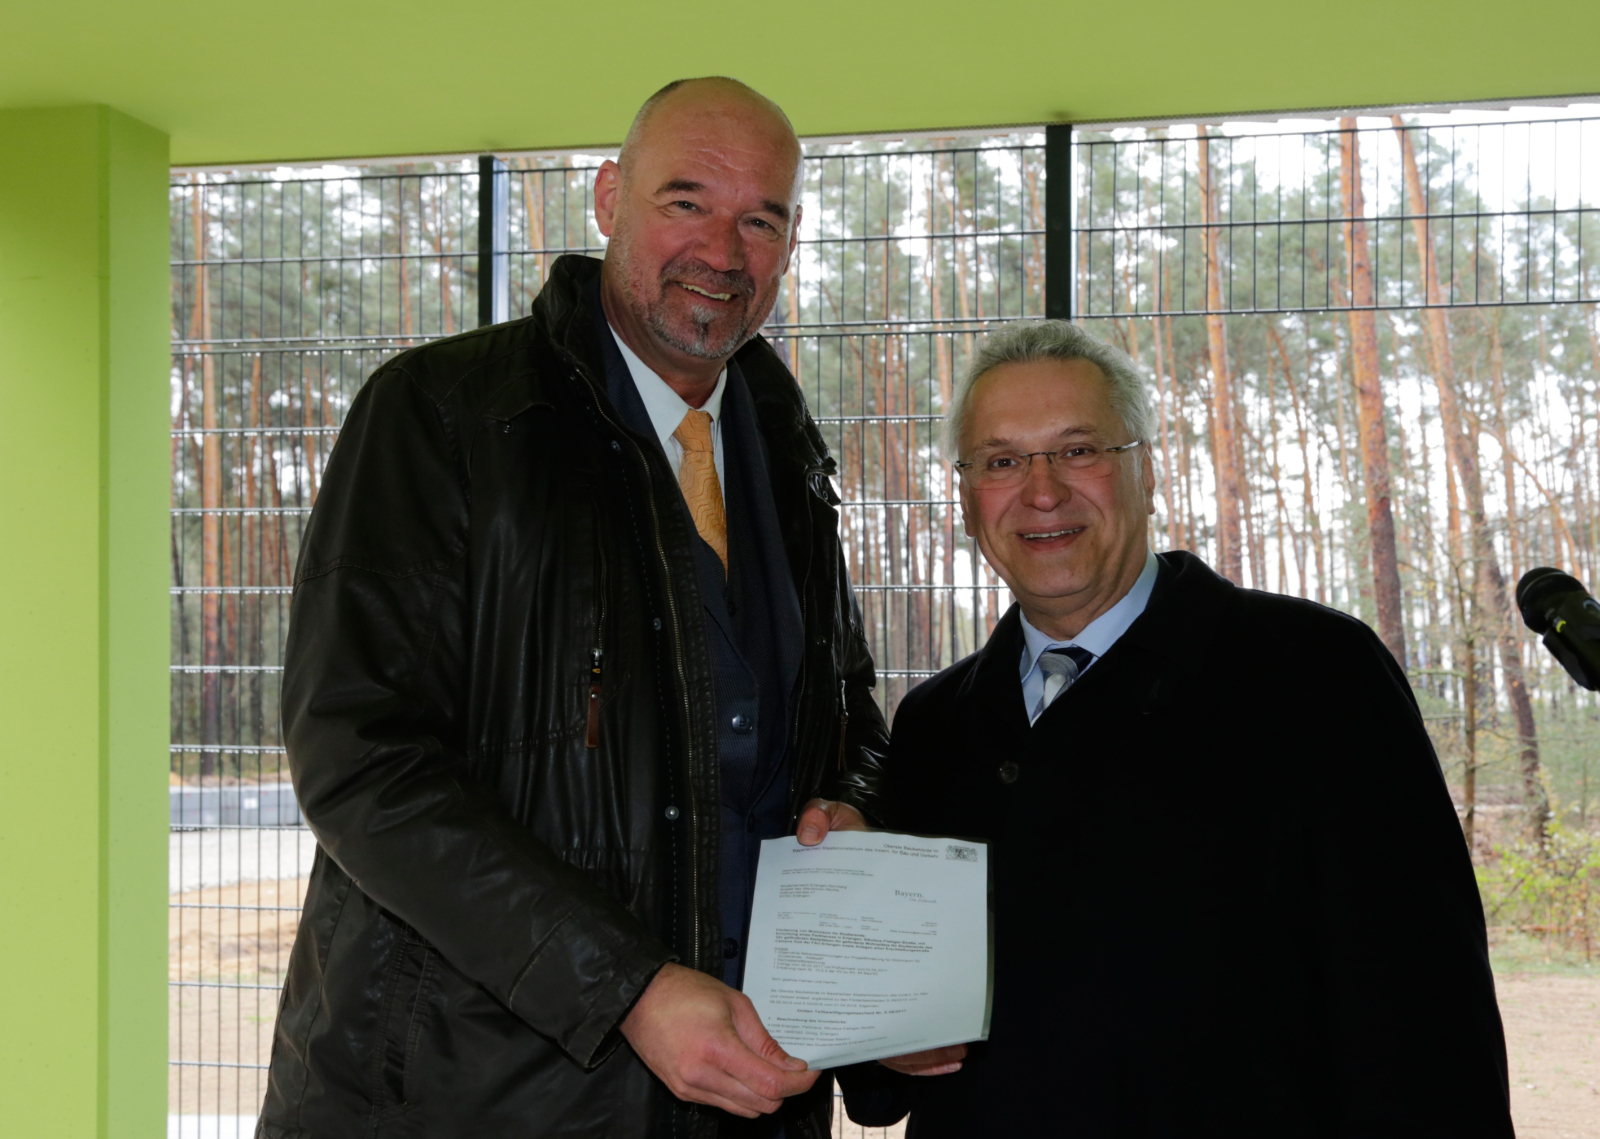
[3,0,1600,166]
[0,106,170,1138]
[0,5,1595,1132]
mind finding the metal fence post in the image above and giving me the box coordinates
[1045,124,1073,321]
[478,155,509,326]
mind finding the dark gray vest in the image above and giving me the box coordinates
[591,298,803,990]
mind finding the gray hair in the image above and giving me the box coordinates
[944,320,1154,460]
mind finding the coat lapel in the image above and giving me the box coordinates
[957,605,1031,752]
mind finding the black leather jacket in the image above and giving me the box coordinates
[261,255,890,1139]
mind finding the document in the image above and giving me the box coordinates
[741,830,990,1069]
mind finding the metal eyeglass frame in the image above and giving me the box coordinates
[953,438,1145,484]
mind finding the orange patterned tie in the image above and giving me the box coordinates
[673,409,728,573]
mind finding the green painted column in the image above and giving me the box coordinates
[0,106,170,1138]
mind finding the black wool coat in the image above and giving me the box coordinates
[841,550,1513,1138]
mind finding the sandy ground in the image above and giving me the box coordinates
[829,973,1600,1137]
[165,846,1596,1136]
[1498,972,1600,1138]
[834,1113,906,1138]
[168,876,305,1118]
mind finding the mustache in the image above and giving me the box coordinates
[660,257,756,301]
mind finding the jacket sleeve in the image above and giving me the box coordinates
[1298,618,1513,1135]
[826,546,893,826]
[281,363,673,1070]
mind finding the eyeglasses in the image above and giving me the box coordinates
[953,439,1144,488]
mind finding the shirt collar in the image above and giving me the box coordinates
[1018,550,1160,678]
[607,322,726,442]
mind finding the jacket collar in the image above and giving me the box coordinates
[503,255,832,609]
[526,254,831,476]
[953,549,1236,731]
[954,604,1031,741]
[1116,550,1237,676]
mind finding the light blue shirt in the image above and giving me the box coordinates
[608,323,727,499]
[1019,550,1160,725]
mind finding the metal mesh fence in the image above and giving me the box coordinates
[167,106,1600,1133]
[1068,110,1600,646]
[167,137,1037,1135]
[1068,110,1600,920]
[771,138,1040,703]
[167,157,615,1133]
[1074,114,1600,317]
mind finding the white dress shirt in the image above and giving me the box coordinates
[1019,550,1160,725]
[608,323,727,499]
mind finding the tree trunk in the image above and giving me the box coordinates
[519,161,548,307]
[1163,307,1188,547]
[1152,314,1180,551]
[928,161,957,663]
[1446,455,1480,849]
[1196,127,1244,582]
[1392,118,1547,843]
[192,185,222,778]
[243,355,263,747]
[398,177,415,337]
[1487,319,1526,582]
[1270,322,1326,601]
[1339,119,1407,665]
[1265,347,1300,594]
[1238,392,1263,588]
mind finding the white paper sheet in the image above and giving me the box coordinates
[741,830,991,1069]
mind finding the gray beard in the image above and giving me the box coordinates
[607,229,765,359]
[645,297,754,359]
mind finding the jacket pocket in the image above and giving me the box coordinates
[372,918,437,1112]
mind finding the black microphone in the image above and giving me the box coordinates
[1516,567,1600,691]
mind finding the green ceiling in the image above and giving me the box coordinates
[6,0,1600,166]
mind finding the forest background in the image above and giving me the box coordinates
[167,112,1600,1107]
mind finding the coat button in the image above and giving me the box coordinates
[722,937,740,960]
[610,440,622,453]
[731,713,754,734]
[664,805,680,820]
[997,761,1020,785]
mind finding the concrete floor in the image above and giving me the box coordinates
[169,826,318,894]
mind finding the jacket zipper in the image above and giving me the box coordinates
[585,647,603,749]
[787,469,826,823]
[586,530,607,749]
[566,363,703,974]
[835,677,849,772]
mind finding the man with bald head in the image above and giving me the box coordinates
[264,78,889,1139]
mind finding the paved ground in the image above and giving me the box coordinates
[169,827,318,893]
[166,1117,255,1139]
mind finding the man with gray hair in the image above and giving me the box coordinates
[840,320,1513,1135]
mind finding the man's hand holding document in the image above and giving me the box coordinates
[740,830,991,1070]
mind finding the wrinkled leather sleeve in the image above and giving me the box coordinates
[281,363,674,1069]
[828,548,892,826]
